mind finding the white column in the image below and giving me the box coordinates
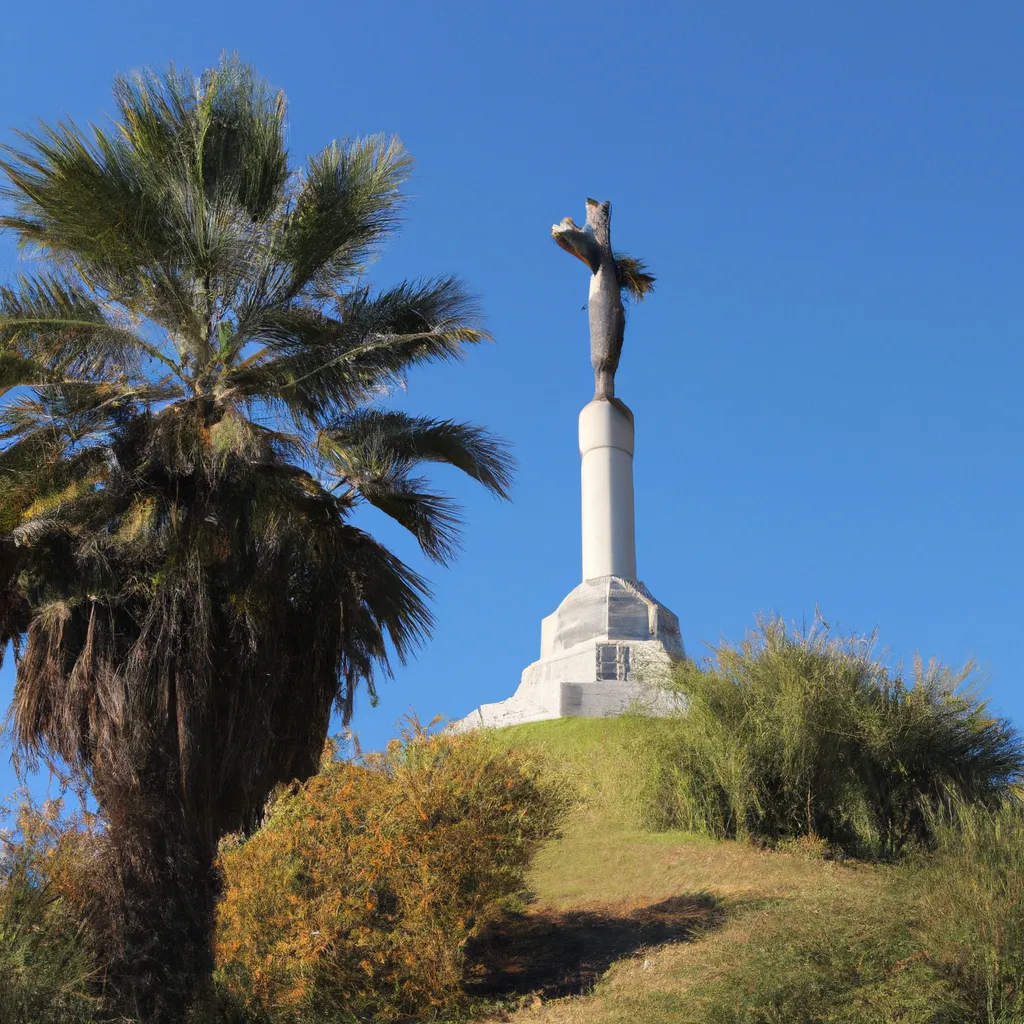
[578,399,637,581]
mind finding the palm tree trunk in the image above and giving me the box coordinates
[101,812,221,1023]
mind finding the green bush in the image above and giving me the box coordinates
[0,795,102,1024]
[914,800,1024,1022]
[662,615,1023,859]
[0,874,99,1024]
[214,718,568,1023]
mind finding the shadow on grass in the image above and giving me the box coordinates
[465,892,724,1001]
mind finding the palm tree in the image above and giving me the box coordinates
[0,58,512,1022]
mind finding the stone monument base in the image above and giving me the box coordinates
[455,576,684,730]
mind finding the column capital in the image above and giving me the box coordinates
[579,398,634,457]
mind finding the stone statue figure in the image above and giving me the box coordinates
[551,198,655,400]
[453,199,681,731]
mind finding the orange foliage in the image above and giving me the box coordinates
[214,718,566,1022]
[1,789,104,917]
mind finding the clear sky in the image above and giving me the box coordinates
[0,1,1021,795]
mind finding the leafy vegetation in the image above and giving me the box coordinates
[0,57,510,1020]
[0,612,1021,1023]
[0,793,102,1024]
[660,616,1023,858]
[214,720,567,1022]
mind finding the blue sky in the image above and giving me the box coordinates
[0,1,1021,795]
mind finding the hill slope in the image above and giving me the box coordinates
[467,718,911,1024]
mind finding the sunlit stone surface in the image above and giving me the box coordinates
[455,577,684,730]
[454,199,683,731]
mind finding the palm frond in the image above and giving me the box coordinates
[226,277,488,422]
[614,252,656,302]
[274,134,412,302]
[0,64,290,350]
[0,274,165,380]
[113,56,290,222]
[0,353,61,396]
[318,410,512,562]
[331,522,434,704]
[358,473,464,564]
[0,117,210,345]
[322,408,514,496]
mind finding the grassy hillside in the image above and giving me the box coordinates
[468,717,1017,1024]
[484,716,689,831]
[3,710,1018,1022]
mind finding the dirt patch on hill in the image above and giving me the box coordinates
[465,892,723,1001]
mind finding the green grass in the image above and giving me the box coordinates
[474,718,893,1023]
[483,715,693,832]
[2,704,1019,1023]
[471,716,1024,1024]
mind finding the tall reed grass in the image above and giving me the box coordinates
[916,799,1024,1022]
[659,615,1023,859]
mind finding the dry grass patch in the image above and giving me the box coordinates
[470,812,886,1024]
[529,817,872,911]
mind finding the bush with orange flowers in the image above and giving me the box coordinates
[0,790,104,1023]
[214,718,567,1022]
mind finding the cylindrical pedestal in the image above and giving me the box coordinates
[579,399,637,581]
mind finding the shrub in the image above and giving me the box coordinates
[914,799,1024,1022]
[0,792,103,1024]
[664,615,1023,858]
[214,718,567,1023]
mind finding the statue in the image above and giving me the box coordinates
[453,197,682,731]
[551,199,655,401]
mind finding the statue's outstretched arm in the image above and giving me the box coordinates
[552,199,625,400]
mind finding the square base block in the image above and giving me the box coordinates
[454,577,684,731]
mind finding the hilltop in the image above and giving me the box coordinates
[464,716,1017,1024]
